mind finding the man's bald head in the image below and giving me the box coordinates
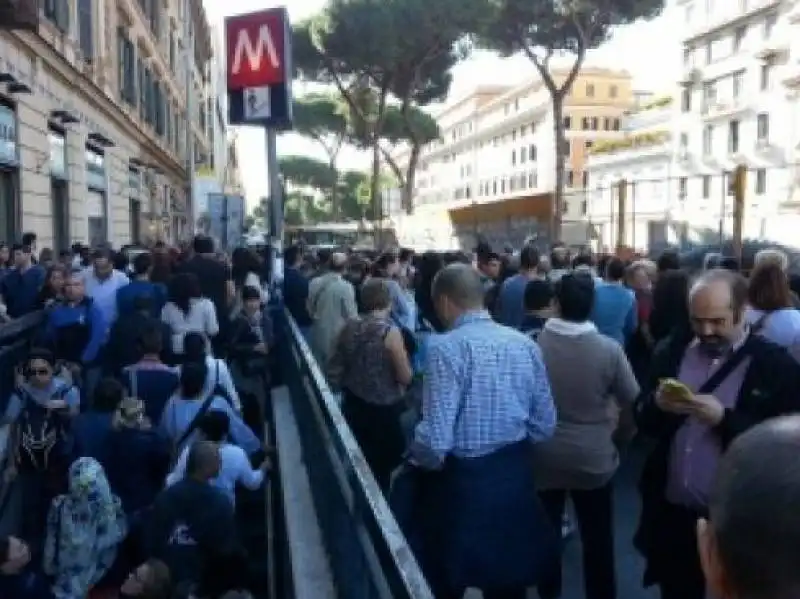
[690,268,748,315]
[432,263,486,311]
[702,416,800,599]
[186,440,221,480]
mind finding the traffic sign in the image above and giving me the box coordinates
[225,7,293,129]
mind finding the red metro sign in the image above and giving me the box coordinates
[225,8,289,91]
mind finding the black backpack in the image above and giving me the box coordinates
[16,387,73,472]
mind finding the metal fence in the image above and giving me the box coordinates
[566,164,800,251]
[281,310,433,599]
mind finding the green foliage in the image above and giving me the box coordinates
[478,0,665,61]
[279,155,338,191]
[476,0,666,238]
[292,93,348,159]
[382,105,439,145]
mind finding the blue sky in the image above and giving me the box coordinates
[203,0,682,208]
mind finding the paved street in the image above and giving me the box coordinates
[468,442,658,599]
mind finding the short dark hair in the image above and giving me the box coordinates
[657,250,680,273]
[572,253,594,268]
[710,416,800,599]
[284,245,301,265]
[519,245,540,270]
[138,323,164,355]
[555,272,595,322]
[605,257,626,282]
[359,278,391,312]
[192,235,214,254]
[93,378,125,412]
[133,252,152,275]
[21,232,36,246]
[748,261,793,311]
[199,410,230,442]
[524,279,554,311]
[693,268,749,315]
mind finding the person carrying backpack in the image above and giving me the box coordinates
[3,348,79,557]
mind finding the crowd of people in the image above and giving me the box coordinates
[0,234,274,599]
[282,240,800,599]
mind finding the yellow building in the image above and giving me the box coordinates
[390,67,634,249]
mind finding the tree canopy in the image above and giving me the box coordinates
[292,0,482,218]
[477,0,665,240]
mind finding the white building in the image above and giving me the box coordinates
[585,0,800,250]
[390,68,633,250]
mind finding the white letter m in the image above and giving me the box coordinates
[232,25,280,77]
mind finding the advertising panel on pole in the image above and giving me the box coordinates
[207,194,246,251]
[225,7,293,129]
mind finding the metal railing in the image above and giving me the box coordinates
[281,309,433,599]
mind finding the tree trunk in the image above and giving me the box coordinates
[403,144,421,214]
[328,159,339,220]
[551,95,566,243]
[369,86,390,246]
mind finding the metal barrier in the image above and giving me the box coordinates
[0,311,45,533]
[281,309,433,599]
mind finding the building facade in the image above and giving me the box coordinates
[390,68,633,250]
[0,0,214,250]
[584,0,799,251]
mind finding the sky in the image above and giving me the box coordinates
[203,0,683,207]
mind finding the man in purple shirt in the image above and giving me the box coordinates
[634,268,800,599]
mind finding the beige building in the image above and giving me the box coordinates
[389,68,634,249]
[0,0,215,250]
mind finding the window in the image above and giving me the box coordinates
[733,26,746,52]
[609,85,618,98]
[511,150,516,166]
[563,117,571,130]
[702,175,711,198]
[138,57,147,119]
[728,120,739,153]
[590,117,598,130]
[679,177,688,199]
[760,64,771,90]
[521,125,527,136]
[680,133,689,147]
[78,0,93,58]
[755,168,767,194]
[703,125,713,154]
[520,147,527,163]
[612,118,620,131]
[528,172,537,188]
[529,144,536,161]
[581,117,589,130]
[681,88,692,112]
[733,71,744,98]
[705,41,713,64]
[169,29,176,72]
[764,13,777,39]
[118,30,136,105]
[562,140,570,156]
[43,0,70,32]
[154,81,165,136]
[582,171,589,187]
[757,113,769,141]
[566,171,574,186]
[586,84,595,97]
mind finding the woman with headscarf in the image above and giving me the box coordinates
[43,457,128,599]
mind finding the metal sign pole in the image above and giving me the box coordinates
[267,128,283,285]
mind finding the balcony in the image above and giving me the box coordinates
[754,39,789,62]
[680,66,702,86]
[701,98,751,120]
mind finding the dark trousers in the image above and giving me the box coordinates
[341,391,405,492]
[655,502,707,599]
[538,484,616,599]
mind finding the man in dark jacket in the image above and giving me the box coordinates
[147,441,243,594]
[634,269,800,599]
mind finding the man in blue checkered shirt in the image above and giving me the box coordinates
[407,263,558,599]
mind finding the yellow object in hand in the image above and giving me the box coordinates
[661,378,694,402]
